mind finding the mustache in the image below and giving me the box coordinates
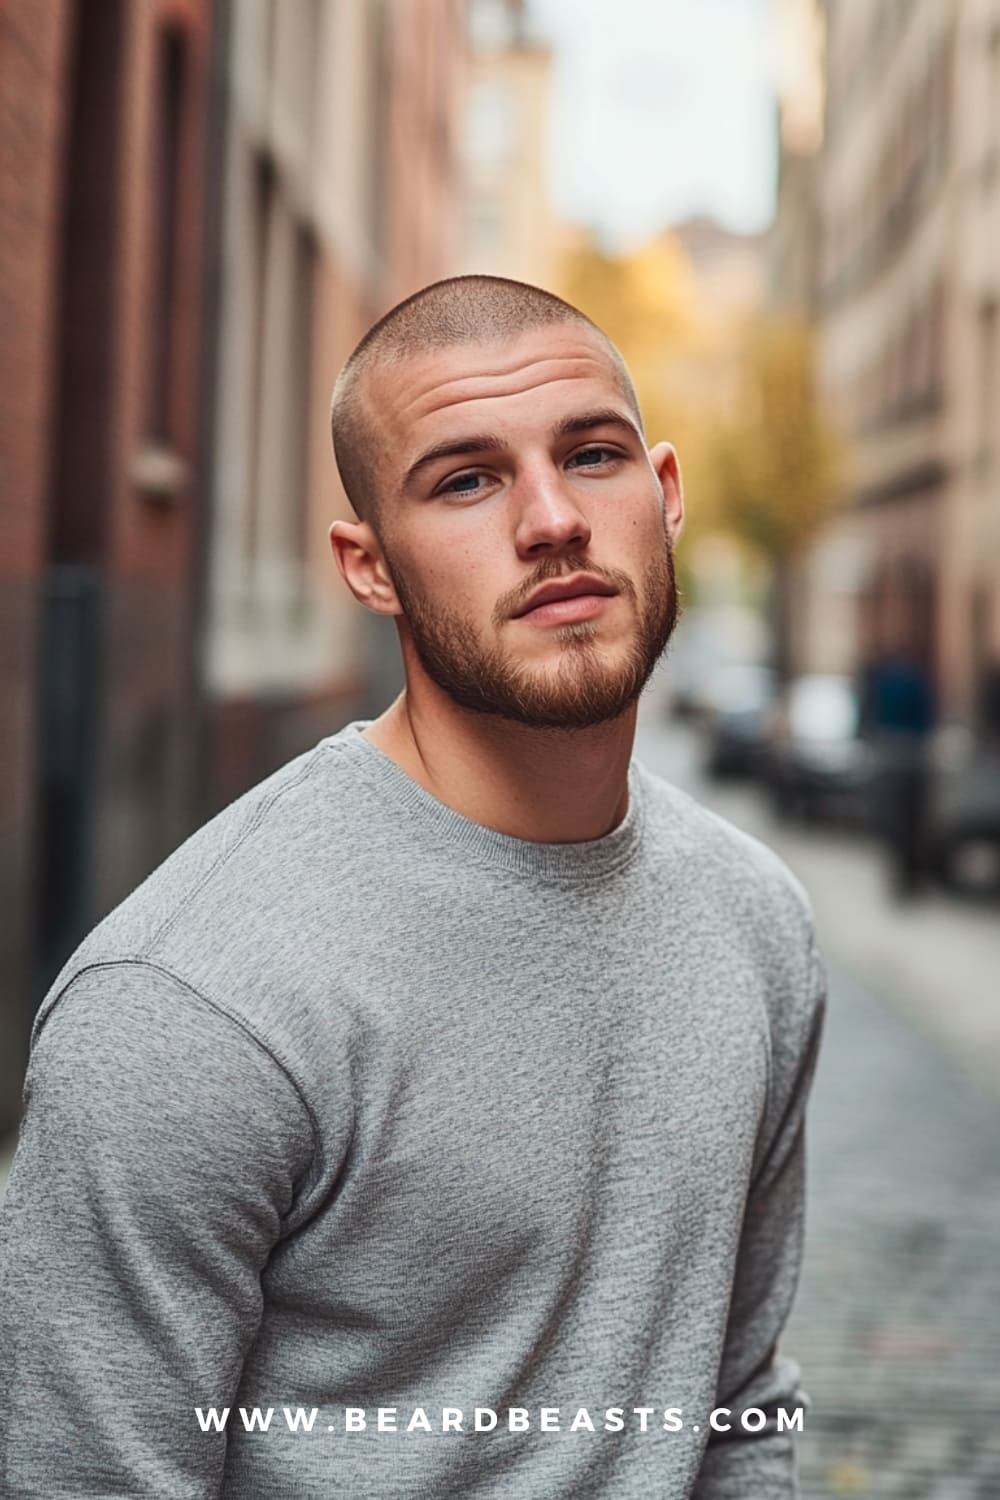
[498,560,638,627]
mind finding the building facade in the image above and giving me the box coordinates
[0,0,218,1128]
[202,0,467,810]
[816,0,952,686]
[942,0,1000,733]
[781,0,1000,726]
[458,0,555,285]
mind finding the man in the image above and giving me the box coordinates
[0,276,826,1498]
[858,636,936,899]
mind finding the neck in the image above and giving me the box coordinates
[361,689,636,844]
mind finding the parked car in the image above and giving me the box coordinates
[701,664,777,779]
[928,748,1000,899]
[664,605,771,720]
[766,673,877,825]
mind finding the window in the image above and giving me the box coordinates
[148,26,185,443]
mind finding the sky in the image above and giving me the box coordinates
[525,0,779,249]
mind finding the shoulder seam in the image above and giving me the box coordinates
[144,747,327,958]
[34,957,326,1165]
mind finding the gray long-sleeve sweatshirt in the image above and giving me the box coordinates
[0,719,826,1499]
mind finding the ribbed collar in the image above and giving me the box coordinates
[323,719,647,882]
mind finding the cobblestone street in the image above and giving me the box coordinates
[636,711,1000,1497]
[789,961,1000,1497]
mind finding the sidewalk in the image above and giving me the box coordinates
[788,959,1000,1497]
[635,720,1000,1095]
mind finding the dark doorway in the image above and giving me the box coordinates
[35,1,125,1004]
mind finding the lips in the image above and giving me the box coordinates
[514,575,618,618]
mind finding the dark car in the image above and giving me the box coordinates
[702,664,777,779]
[766,673,877,824]
[929,748,1000,899]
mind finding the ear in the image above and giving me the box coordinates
[647,441,684,544]
[329,519,403,617]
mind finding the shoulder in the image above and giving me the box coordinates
[635,763,827,1127]
[47,744,321,962]
[36,734,375,1039]
[635,759,825,1036]
[635,760,815,941]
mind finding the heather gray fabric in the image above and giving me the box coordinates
[0,719,826,1499]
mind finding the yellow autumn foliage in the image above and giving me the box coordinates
[711,315,842,560]
[558,231,842,565]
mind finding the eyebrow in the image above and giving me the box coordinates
[402,407,642,491]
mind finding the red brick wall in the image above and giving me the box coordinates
[381,0,464,306]
[0,0,74,1131]
[0,0,217,1129]
[90,0,215,919]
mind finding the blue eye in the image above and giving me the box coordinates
[440,472,484,494]
[568,446,617,468]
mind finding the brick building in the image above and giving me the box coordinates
[0,0,218,1130]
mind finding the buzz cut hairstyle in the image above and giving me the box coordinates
[329,273,643,535]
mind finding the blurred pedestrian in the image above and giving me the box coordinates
[0,276,826,1499]
[859,643,936,898]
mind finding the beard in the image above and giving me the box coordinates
[382,519,681,731]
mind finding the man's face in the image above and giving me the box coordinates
[357,324,683,730]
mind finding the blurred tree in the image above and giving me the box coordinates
[558,232,734,579]
[711,316,839,558]
[560,234,697,357]
[709,316,843,674]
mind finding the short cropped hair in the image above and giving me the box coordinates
[330,274,643,535]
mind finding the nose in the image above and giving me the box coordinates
[512,462,592,558]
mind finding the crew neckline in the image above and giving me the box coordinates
[323,719,647,881]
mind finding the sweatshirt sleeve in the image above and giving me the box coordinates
[0,961,317,1499]
[693,931,827,1500]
